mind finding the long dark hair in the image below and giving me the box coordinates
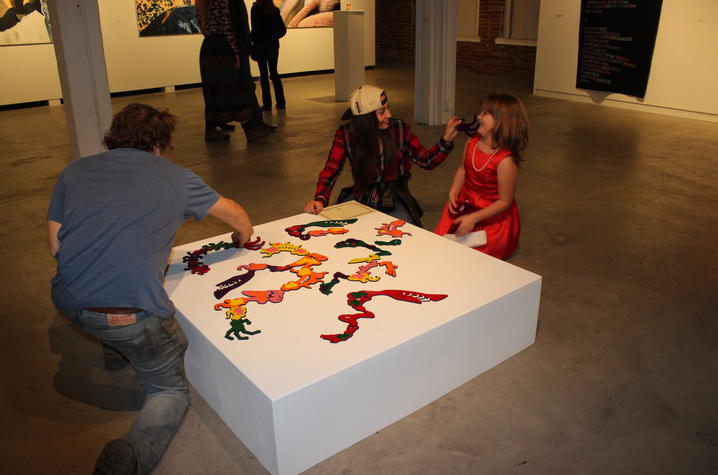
[481,93,529,165]
[347,114,397,193]
[255,0,278,14]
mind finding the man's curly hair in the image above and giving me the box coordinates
[103,103,177,153]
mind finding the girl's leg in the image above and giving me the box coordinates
[257,59,272,110]
[268,56,285,108]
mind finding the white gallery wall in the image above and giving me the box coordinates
[0,0,375,107]
[534,0,718,122]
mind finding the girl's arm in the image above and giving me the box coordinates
[453,157,518,235]
[447,140,469,214]
[403,120,458,170]
[305,127,348,214]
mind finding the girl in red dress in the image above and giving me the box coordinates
[434,93,529,259]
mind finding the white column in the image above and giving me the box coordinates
[333,10,365,101]
[414,0,457,125]
[46,0,112,158]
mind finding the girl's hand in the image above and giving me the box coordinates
[448,189,461,214]
[452,213,478,236]
[443,116,462,142]
[305,200,324,214]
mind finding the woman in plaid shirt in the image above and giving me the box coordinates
[304,85,461,227]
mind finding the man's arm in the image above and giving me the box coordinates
[47,220,62,257]
[207,196,254,246]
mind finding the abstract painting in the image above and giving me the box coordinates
[135,0,200,37]
[278,0,339,28]
[0,0,51,46]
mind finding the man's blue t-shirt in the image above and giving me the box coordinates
[47,148,220,317]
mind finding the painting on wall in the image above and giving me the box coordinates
[135,0,200,37]
[278,0,340,28]
[0,0,52,46]
[134,0,340,37]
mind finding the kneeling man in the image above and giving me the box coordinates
[47,103,253,475]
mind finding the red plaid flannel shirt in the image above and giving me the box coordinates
[313,119,454,207]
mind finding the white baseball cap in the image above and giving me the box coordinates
[341,85,386,120]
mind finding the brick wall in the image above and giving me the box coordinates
[376,0,416,61]
[376,0,536,81]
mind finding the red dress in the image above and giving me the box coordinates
[434,137,520,259]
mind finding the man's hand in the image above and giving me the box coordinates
[208,197,253,245]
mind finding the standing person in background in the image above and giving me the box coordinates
[251,0,287,111]
[434,93,529,260]
[196,0,276,142]
[304,84,461,227]
[47,104,254,475]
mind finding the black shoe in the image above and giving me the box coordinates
[218,123,236,131]
[257,121,277,131]
[205,128,229,142]
[262,104,272,111]
[276,103,285,110]
[93,439,138,475]
[245,125,273,142]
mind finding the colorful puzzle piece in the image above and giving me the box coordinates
[375,220,412,238]
[183,237,265,274]
[285,219,358,240]
[320,289,448,343]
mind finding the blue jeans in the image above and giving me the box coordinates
[56,307,189,474]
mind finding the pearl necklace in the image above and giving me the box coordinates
[471,139,499,172]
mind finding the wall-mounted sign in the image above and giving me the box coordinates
[576,0,663,98]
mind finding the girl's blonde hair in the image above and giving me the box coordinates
[481,93,529,165]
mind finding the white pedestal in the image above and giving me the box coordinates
[333,10,365,101]
[165,211,541,474]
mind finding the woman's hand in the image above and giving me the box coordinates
[304,200,324,214]
[442,116,462,142]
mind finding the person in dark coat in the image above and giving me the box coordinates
[250,0,287,111]
[196,0,277,142]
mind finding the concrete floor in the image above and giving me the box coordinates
[1,63,717,474]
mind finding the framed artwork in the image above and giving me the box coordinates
[278,0,339,28]
[135,0,200,37]
[134,0,340,37]
[0,0,52,46]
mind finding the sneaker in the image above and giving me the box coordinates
[244,125,273,142]
[93,439,138,475]
[205,128,229,142]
